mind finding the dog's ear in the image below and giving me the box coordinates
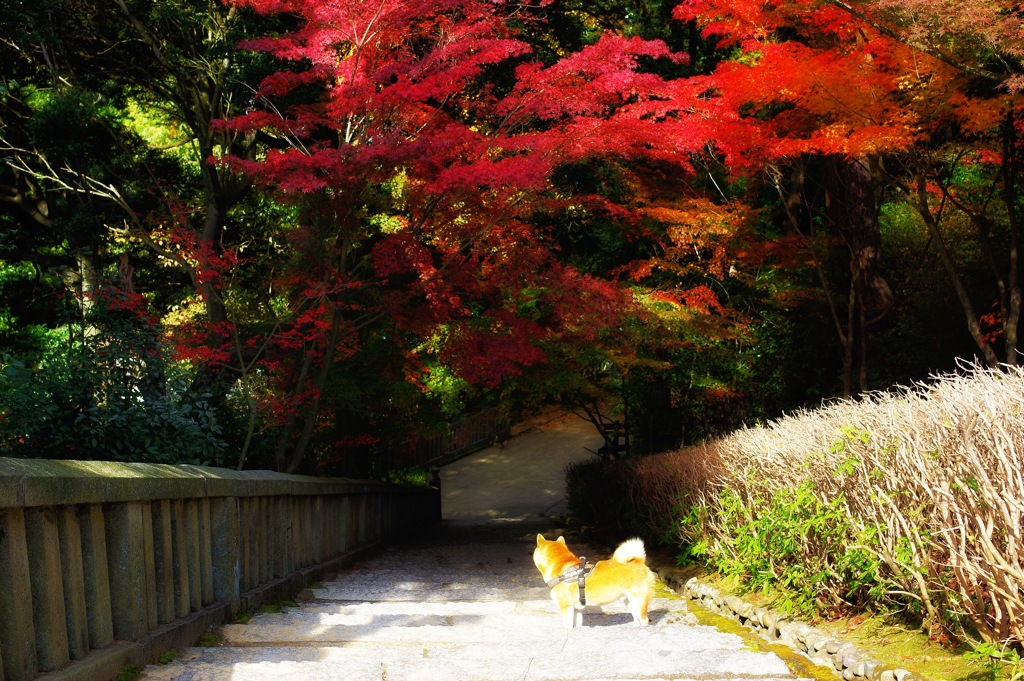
[556,536,565,544]
[536,533,545,546]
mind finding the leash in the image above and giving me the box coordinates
[545,557,594,605]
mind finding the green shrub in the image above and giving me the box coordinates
[677,481,886,615]
[386,466,430,487]
[0,286,228,465]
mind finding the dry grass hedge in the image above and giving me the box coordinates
[594,362,1024,648]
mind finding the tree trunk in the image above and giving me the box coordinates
[282,306,346,473]
[199,198,228,325]
[1001,110,1021,364]
[913,175,1000,366]
[776,156,892,396]
[76,247,100,327]
[826,155,893,395]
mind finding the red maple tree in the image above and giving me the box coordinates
[673,0,1024,388]
[193,0,708,471]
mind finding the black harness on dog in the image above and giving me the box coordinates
[545,557,594,605]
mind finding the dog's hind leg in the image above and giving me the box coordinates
[625,593,650,626]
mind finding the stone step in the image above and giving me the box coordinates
[146,623,798,681]
[215,597,690,644]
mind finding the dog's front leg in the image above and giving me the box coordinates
[558,604,584,627]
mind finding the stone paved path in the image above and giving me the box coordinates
[141,416,808,681]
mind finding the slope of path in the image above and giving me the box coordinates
[439,412,603,522]
[141,417,809,681]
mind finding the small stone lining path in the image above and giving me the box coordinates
[141,415,811,681]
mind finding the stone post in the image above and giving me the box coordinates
[25,507,69,671]
[78,504,113,649]
[209,497,240,614]
[105,502,150,642]
[0,509,36,681]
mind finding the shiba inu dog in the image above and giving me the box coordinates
[533,534,655,628]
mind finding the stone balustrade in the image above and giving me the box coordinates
[0,458,441,681]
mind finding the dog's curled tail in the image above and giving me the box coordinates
[611,537,647,564]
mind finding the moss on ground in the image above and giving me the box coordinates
[195,631,222,647]
[813,616,988,681]
[693,571,990,681]
[688,599,840,681]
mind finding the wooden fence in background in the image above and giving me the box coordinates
[411,408,510,468]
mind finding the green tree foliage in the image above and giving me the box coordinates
[0,0,282,464]
[0,285,226,463]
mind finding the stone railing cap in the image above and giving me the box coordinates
[0,458,404,508]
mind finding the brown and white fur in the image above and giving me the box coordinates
[532,534,655,628]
